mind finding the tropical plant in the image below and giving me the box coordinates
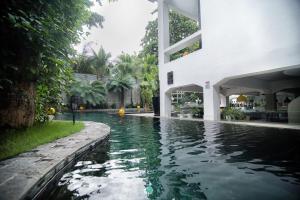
[115,53,138,75]
[191,107,204,118]
[73,55,95,74]
[180,92,201,104]
[0,0,106,128]
[222,107,246,120]
[114,53,140,106]
[70,80,106,107]
[139,55,159,109]
[106,71,135,108]
[90,46,111,80]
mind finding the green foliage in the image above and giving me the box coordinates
[72,46,111,79]
[179,92,201,105]
[73,55,95,74]
[35,60,73,123]
[222,107,246,120]
[0,0,104,87]
[140,11,199,59]
[90,46,111,79]
[107,56,136,107]
[115,53,136,75]
[70,80,106,106]
[139,55,159,108]
[0,120,84,160]
[192,107,204,118]
[107,73,135,93]
[0,0,105,126]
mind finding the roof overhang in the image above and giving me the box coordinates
[148,0,199,21]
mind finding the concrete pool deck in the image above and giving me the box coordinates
[126,113,300,130]
[0,121,110,200]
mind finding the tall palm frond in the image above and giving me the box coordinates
[90,46,111,80]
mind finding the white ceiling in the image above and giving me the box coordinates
[166,0,199,21]
[148,0,199,21]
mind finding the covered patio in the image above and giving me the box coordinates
[217,67,300,124]
[164,84,204,119]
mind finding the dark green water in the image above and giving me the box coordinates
[49,113,300,200]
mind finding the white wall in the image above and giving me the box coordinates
[288,97,300,124]
[158,0,300,119]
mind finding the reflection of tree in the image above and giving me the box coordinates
[83,114,164,198]
[214,124,300,183]
[81,139,110,164]
[158,118,208,199]
[137,117,164,198]
[51,113,300,199]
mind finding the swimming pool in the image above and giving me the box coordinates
[48,113,300,199]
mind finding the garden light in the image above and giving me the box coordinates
[118,107,125,117]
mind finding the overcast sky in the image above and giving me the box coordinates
[75,0,157,59]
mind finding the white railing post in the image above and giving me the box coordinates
[158,0,170,65]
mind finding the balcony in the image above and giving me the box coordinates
[164,30,201,62]
[158,0,201,64]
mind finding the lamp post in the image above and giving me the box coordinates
[70,95,80,125]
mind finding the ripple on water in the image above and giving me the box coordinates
[49,113,300,200]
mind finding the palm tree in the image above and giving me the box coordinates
[115,54,134,74]
[70,80,106,107]
[73,55,95,74]
[106,69,134,108]
[115,53,142,106]
[90,46,111,80]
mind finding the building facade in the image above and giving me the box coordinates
[152,0,300,123]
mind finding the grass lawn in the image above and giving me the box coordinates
[0,120,84,160]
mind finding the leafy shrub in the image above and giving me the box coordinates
[192,107,204,118]
[69,80,106,107]
[222,107,246,120]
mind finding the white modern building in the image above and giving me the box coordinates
[150,0,300,123]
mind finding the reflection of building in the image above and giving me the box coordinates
[150,0,300,123]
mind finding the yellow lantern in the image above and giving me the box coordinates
[237,94,247,102]
[137,105,141,112]
[118,107,125,117]
[47,107,56,115]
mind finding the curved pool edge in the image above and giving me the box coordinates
[0,121,110,200]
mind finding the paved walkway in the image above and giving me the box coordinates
[0,121,110,200]
[126,113,155,117]
[126,113,300,130]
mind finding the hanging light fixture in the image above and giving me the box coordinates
[237,94,247,102]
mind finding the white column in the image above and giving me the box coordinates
[160,89,172,117]
[158,0,170,117]
[204,85,220,121]
[158,0,170,65]
[220,94,227,107]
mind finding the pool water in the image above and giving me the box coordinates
[49,113,300,199]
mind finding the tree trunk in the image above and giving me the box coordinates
[96,71,99,80]
[120,88,125,108]
[130,89,133,106]
[0,82,36,129]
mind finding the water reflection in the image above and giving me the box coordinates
[49,113,300,200]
